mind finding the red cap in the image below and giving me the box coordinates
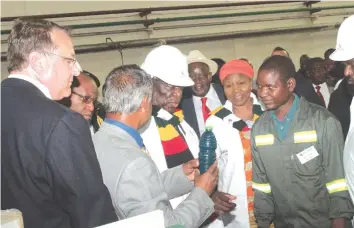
[219,59,254,83]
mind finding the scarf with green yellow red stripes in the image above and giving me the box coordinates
[152,106,194,168]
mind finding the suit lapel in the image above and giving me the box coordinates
[182,84,226,138]
[310,85,326,107]
[182,96,200,138]
[213,84,226,104]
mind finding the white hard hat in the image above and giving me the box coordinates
[330,15,354,61]
[141,45,194,87]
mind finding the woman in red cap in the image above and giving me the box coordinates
[205,59,268,228]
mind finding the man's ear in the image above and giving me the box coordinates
[28,52,46,75]
[208,72,213,83]
[139,96,149,112]
[287,77,296,92]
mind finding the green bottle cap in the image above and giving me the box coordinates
[205,126,213,131]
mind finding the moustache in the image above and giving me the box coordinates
[346,77,354,84]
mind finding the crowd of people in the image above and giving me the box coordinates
[1,14,354,228]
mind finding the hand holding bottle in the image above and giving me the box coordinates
[195,161,218,196]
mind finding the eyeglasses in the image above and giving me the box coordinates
[47,52,76,67]
[72,91,97,104]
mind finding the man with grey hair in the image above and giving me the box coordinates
[1,18,117,228]
[93,64,217,228]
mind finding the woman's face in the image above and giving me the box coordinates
[222,73,252,106]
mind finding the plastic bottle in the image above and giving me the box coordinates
[199,127,217,174]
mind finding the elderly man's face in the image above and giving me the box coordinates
[308,61,327,85]
[70,74,98,120]
[189,62,212,97]
[152,78,183,114]
[41,29,79,100]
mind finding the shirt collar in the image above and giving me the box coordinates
[8,74,52,99]
[271,94,299,122]
[104,118,144,148]
[157,108,174,121]
[312,82,328,89]
[192,85,217,102]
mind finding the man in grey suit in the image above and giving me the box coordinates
[93,64,218,228]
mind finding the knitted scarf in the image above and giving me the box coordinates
[152,106,194,168]
[211,103,263,217]
[211,104,263,131]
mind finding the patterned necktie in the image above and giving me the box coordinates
[201,97,211,123]
[315,85,326,106]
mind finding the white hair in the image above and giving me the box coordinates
[103,64,152,114]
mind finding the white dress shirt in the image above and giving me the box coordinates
[312,82,330,107]
[90,125,95,136]
[8,74,52,99]
[334,78,344,91]
[344,99,354,219]
[192,86,222,136]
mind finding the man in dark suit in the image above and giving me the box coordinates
[294,58,329,108]
[1,18,117,228]
[180,50,226,138]
[328,77,354,140]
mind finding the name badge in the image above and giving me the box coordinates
[296,146,319,164]
[255,134,274,146]
[294,130,317,143]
